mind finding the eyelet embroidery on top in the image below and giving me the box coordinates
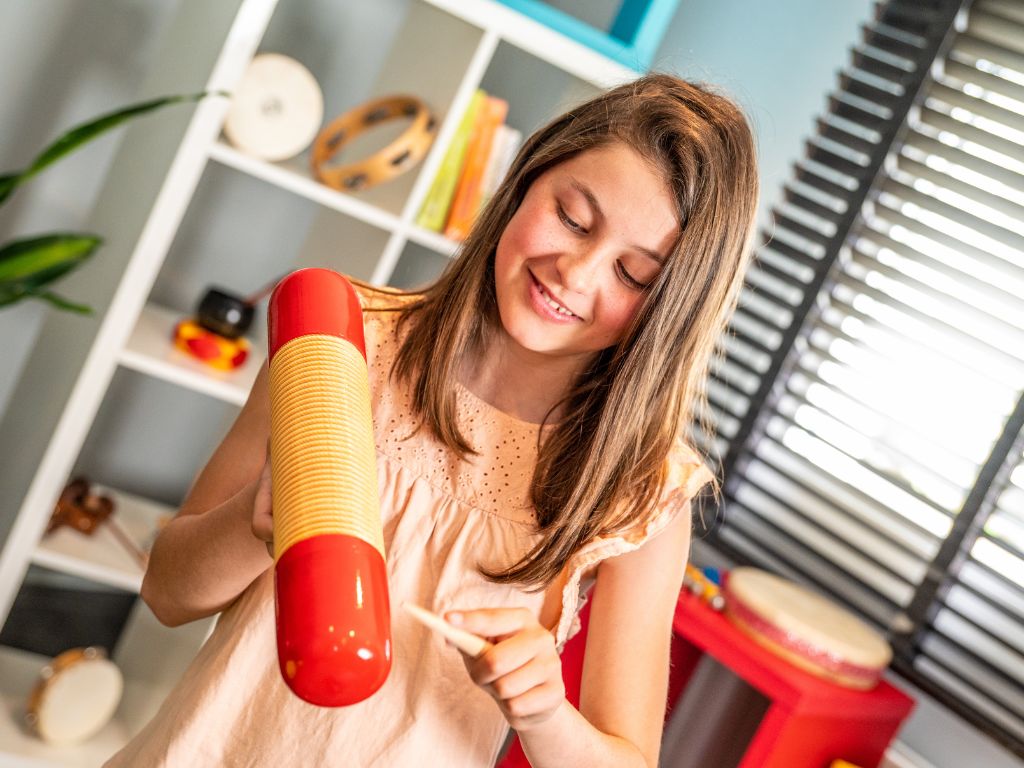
[360,296,540,525]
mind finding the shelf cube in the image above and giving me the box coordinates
[494,0,681,71]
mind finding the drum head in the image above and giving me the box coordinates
[724,568,892,687]
[31,650,124,745]
[224,53,324,162]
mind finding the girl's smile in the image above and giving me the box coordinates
[528,270,582,323]
[493,141,679,372]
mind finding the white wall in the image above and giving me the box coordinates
[0,1,1020,766]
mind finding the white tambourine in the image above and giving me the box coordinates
[25,647,124,745]
[224,53,324,162]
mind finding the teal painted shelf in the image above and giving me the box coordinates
[494,0,680,71]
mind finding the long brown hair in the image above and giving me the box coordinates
[393,73,759,587]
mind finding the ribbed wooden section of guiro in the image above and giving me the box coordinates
[269,335,382,558]
[267,268,391,708]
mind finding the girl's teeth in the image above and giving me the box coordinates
[538,284,574,316]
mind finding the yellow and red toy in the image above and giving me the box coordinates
[172,319,250,371]
[267,268,391,707]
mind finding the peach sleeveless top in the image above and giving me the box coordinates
[103,285,712,767]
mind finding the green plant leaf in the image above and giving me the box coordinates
[0,234,101,314]
[0,284,92,313]
[0,233,101,284]
[0,90,225,206]
[0,285,28,307]
[31,289,93,314]
[0,174,17,203]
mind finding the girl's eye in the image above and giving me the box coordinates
[557,204,586,233]
[617,261,647,290]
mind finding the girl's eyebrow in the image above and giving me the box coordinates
[568,178,666,265]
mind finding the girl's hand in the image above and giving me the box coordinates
[446,608,566,732]
[251,451,274,558]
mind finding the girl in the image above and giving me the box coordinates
[107,73,758,767]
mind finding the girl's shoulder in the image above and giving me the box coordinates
[551,438,714,646]
[347,278,424,378]
[621,438,714,544]
[349,277,423,312]
[348,278,424,360]
[663,438,715,502]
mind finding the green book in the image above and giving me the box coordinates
[416,89,486,232]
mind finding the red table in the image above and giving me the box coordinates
[498,590,914,768]
[668,591,915,767]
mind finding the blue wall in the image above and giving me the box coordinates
[654,0,875,229]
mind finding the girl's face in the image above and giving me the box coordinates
[493,142,678,368]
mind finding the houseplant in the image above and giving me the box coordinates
[0,92,218,313]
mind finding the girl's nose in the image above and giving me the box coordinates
[555,245,603,295]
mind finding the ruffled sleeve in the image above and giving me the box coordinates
[552,439,715,647]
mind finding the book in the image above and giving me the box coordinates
[443,94,509,242]
[415,90,485,232]
[479,124,523,209]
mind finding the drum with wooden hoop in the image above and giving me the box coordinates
[722,567,892,690]
[25,646,123,744]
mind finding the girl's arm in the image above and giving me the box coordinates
[452,505,691,767]
[140,363,274,627]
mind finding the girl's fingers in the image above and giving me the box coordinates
[486,654,561,701]
[446,607,535,640]
[470,628,554,685]
[251,455,275,547]
[252,499,273,541]
[445,606,565,729]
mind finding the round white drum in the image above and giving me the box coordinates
[27,647,124,745]
[224,53,324,162]
[723,567,892,689]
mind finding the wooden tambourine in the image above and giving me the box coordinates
[722,567,892,690]
[25,647,124,744]
[311,95,436,191]
[224,53,324,162]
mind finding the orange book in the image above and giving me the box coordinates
[443,95,509,241]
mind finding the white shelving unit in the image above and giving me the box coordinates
[0,0,637,763]
[207,140,406,234]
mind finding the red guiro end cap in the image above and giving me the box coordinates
[267,269,366,362]
[275,535,392,707]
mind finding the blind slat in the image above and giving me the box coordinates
[863,205,1024,293]
[753,432,943,555]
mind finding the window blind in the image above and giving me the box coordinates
[917,434,1024,748]
[697,0,1024,752]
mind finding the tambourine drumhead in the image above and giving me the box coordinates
[224,53,324,162]
[26,648,123,745]
[723,568,892,689]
